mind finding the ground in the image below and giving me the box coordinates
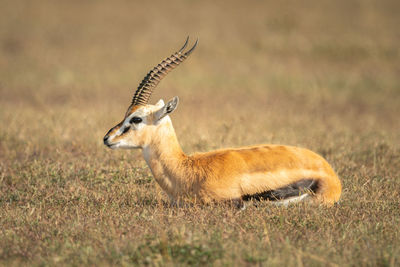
[1,0,400,266]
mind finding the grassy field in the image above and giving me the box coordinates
[1,0,400,265]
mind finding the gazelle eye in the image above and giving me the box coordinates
[130,117,142,124]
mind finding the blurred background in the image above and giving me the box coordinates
[1,0,399,152]
[1,0,400,265]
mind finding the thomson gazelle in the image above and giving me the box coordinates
[103,38,342,207]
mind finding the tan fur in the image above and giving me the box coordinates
[104,102,342,206]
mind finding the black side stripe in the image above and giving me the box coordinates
[242,179,319,201]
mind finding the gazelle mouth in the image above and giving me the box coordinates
[105,142,120,149]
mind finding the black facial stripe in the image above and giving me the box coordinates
[122,126,130,134]
[242,179,319,201]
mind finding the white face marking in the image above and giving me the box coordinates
[123,102,164,128]
[104,99,169,149]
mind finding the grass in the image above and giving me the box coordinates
[1,0,400,265]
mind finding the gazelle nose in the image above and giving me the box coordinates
[103,135,109,145]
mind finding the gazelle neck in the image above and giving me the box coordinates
[141,117,188,198]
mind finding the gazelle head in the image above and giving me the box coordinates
[103,97,179,149]
[103,37,197,149]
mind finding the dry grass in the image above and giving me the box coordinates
[1,0,400,266]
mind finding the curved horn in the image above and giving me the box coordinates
[131,37,198,106]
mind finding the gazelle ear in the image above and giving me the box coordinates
[154,96,179,121]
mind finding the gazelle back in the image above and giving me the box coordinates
[104,38,342,207]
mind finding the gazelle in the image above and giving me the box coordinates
[103,37,342,207]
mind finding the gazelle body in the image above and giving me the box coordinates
[104,38,342,206]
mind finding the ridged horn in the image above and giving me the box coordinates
[131,37,198,106]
